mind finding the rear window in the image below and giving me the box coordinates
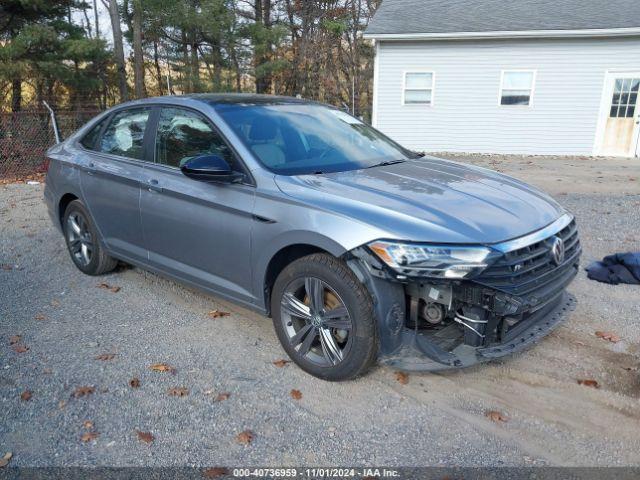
[80,117,108,150]
[99,108,150,160]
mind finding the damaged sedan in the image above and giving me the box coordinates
[44,94,581,381]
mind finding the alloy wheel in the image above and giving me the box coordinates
[66,211,94,267]
[280,277,353,367]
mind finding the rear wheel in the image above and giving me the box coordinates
[271,253,377,381]
[63,200,118,276]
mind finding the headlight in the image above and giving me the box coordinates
[368,241,495,279]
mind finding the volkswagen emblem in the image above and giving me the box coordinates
[550,236,565,265]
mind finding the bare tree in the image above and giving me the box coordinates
[104,0,129,101]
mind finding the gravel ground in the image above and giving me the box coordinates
[1,155,639,468]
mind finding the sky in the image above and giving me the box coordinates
[72,1,122,51]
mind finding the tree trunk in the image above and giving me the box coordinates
[132,0,145,98]
[108,0,129,101]
[190,40,200,92]
[93,0,100,38]
[254,0,272,94]
[11,79,21,112]
[181,30,191,93]
[153,40,164,96]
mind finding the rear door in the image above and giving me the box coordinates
[79,107,152,262]
[598,74,640,157]
[139,106,256,305]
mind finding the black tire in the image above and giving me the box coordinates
[63,200,118,276]
[271,253,378,381]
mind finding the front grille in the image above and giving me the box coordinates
[475,219,581,296]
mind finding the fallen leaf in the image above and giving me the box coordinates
[129,377,140,388]
[97,283,120,293]
[20,390,32,401]
[150,362,175,373]
[1,264,13,270]
[215,392,231,402]
[208,309,230,319]
[73,386,95,398]
[58,400,67,409]
[235,430,254,445]
[9,335,21,345]
[578,379,600,388]
[168,387,189,397]
[51,299,60,307]
[595,331,621,343]
[42,368,52,374]
[81,431,99,442]
[395,371,409,385]
[0,452,12,468]
[136,430,154,444]
[272,359,290,368]
[486,410,508,423]
[12,344,28,353]
[290,389,303,400]
[34,314,46,321]
[95,353,116,361]
[83,420,93,429]
[203,467,229,478]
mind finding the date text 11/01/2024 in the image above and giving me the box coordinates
[232,468,400,477]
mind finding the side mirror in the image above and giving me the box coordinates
[180,154,243,183]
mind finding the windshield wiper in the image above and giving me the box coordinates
[365,159,406,169]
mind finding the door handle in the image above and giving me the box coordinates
[146,179,163,193]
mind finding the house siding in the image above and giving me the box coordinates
[374,37,640,155]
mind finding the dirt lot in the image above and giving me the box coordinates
[1,155,639,467]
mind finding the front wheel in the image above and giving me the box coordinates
[271,254,378,381]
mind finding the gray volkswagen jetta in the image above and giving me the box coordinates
[44,94,581,381]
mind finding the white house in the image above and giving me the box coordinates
[365,0,640,157]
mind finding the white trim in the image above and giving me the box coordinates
[498,70,537,107]
[372,40,380,127]
[594,70,640,157]
[402,71,435,106]
[364,27,640,41]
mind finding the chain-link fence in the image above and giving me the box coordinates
[0,109,102,179]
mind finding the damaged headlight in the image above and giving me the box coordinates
[368,241,496,279]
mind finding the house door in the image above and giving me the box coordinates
[598,73,640,157]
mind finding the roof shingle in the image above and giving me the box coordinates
[366,0,640,36]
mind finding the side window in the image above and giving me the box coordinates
[80,117,107,150]
[99,108,150,160]
[403,72,434,105]
[500,71,535,106]
[155,107,237,170]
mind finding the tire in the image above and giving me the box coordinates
[62,200,118,276]
[271,253,378,381]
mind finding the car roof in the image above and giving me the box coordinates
[121,93,316,108]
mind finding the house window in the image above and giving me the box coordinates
[500,71,535,106]
[610,78,639,118]
[404,72,434,105]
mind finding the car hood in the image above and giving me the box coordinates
[274,157,565,245]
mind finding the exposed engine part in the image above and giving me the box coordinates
[456,309,488,347]
[421,302,445,325]
[406,282,453,309]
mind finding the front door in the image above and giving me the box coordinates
[140,106,256,305]
[598,73,640,157]
[79,107,152,262]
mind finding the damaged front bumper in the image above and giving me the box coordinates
[346,218,581,372]
[379,291,576,372]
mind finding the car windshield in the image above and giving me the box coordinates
[214,103,417,175]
